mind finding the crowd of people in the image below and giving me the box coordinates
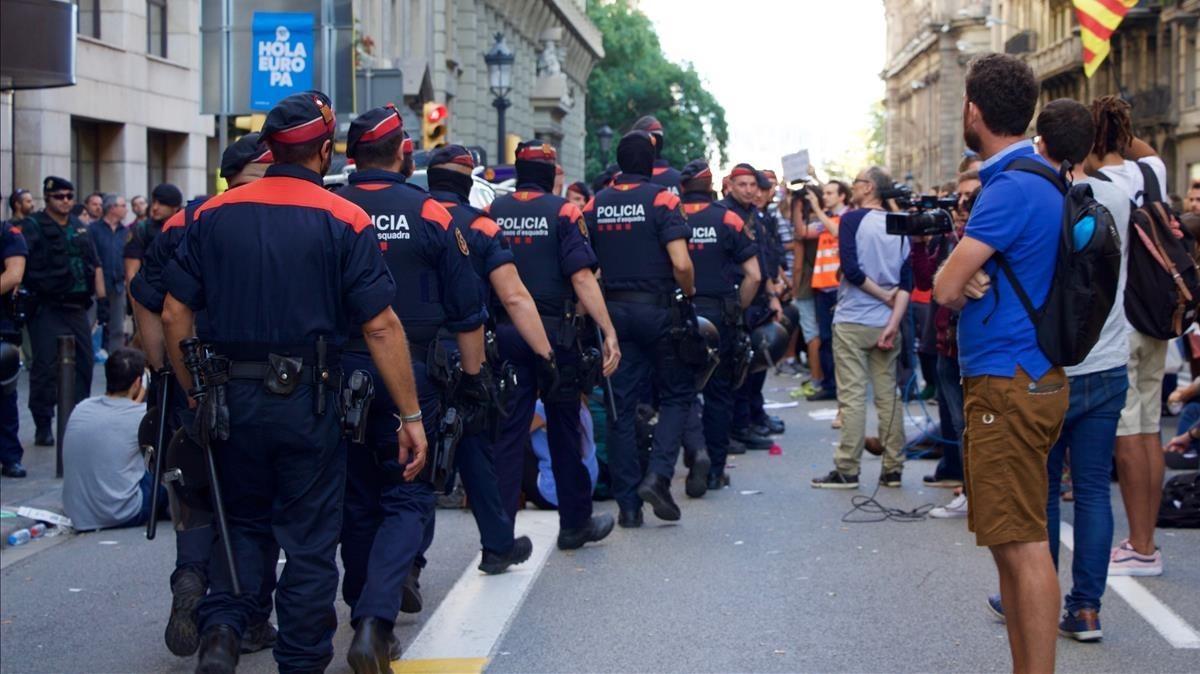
[1,50,1198,674]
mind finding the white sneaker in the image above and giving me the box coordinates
[930,493,968,519]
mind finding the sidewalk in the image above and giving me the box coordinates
[0,364,103,556]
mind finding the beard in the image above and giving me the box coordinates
[963,122,982,154]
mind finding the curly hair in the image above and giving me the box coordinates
[1090,95,1133,159]
[965,53,1039,137]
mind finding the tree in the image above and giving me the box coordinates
[584,0,729,179]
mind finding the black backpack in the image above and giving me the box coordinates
[993,158,1122,367]
[1117,163,1200,339]
[1157,472,1200,529]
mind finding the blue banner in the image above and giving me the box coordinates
[250,12,314,111]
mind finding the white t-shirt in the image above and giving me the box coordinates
[1065,177,1131,377]
[1097,156,1168,207]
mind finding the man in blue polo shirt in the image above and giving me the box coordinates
[934,53,1069,674]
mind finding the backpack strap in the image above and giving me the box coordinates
[1137,161,1164,204]
[1005,157,1068,195]
[992,254,1041,329]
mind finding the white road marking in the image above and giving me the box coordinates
[1059,521,1200,648]
[401,510,559,661]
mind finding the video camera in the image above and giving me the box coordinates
[880,183,956,236]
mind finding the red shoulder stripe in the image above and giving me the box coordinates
[471,217,501,237]
[161,210,187,232]
[654,191,681,209]
[354,183,390,192]
[722,209,745,232]
[421,199,454,230]
[652,166,667,176]
[581,197,595,213]
[195,176,372,233]
[558,202,584,221]
[683,203,708,216]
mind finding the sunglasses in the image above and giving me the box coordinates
[47,192,75,201]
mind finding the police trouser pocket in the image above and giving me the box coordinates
[263,354,303,396]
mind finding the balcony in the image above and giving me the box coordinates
[1023,34,1084,81]
[1130,85,1173,125]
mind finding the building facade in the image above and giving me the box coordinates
[884,0,1200,196]
[353,0,603,181]
[1,0,213,208]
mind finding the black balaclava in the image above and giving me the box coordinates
[616,130,656,178]
[427,167,473,201]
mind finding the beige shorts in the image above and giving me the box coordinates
[1117,331,1169,437]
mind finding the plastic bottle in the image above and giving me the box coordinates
[29,523,47,538]
[7,528,31,546]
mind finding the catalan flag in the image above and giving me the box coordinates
[1074,0,1140,78]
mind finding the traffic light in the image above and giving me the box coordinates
[422,102,449,149]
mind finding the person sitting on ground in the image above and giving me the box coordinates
[62,347,160,530]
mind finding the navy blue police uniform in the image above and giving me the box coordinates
[133,132,279,657]
[583,131,694,520]
[425,147,530,552]
[652,160,682,196]
[20,176,99,441]
[0,224,29,473]
[335,109,487,631]
[164,92,396,673]
[485,142,600,533]
[680,161,758,484]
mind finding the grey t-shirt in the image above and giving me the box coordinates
[62,396,148,530]
[1064,177,1131,378]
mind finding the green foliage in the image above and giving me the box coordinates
[584,0,729,180]
[866,99,886,167]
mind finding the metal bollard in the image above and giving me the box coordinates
[55,335,75,479]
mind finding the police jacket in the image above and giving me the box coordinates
[721,196,774,303]
[651,159,682,196]
[124,217,164,264]
[20,211,98,307]
[132,199,205,314]
[682,192,757,300]
[487,184,597,317]
[583,174,690,296]
[164,164,395,352]
[340,170,486,344]
[429,188,513,310]
[0,224,29,328]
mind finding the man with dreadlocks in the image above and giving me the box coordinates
[1086,95,1171,579]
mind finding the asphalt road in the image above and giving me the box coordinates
[2,372,1198,673]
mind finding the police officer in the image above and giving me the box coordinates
[750,170,788,436]
[584,130,695,527]
[132,134,278,659]
[679,160,761,490]
[0,221,28,477]
[124,182,183,293]
[163,91,418,674]
[632,115,681,195]
[488,141,619,548]
[20,176,104,447]
[335,109,497,671]
[424,146,563,556]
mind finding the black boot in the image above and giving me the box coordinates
[165,569,205,657]
[730,427,771,449]
[618,508,643,528]
[636,474,681,522]
[34,426,53,447]
[1,462,27,478]
[194,625,239,674]
[239,620,277,654]
[707,471,730,491]
[347,617,400,674]
[685,449,710,498]
[557,514,615,550]
[400,565,422,614]
[478,535,533,574]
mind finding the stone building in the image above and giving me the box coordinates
[1,0,212,208]
[884,0,1200,195]
[353,0,604,181]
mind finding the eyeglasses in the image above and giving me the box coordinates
[47,192,75,201]
[853,179,870,185]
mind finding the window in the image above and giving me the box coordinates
[147,0,167,58]
[73,0,99,39]
[147,130,169,195]
[71,119,101,197]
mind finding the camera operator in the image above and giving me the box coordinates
[810,166,911,489]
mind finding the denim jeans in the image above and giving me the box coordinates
[1177,401,1200,451]
[1046,365,1128,612]
[814,290,837,394]
[933,354,964,480]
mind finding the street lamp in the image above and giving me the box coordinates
[596,124,614,167]
[484,33,515,165]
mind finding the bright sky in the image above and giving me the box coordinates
[637,0,886,180]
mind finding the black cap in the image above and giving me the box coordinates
[616,130,656,176]
[346,104,404,160]
[755,171,772,190]
[632,115,665,157]
[679,160,712,183]
[428,145,475,169]
[261,91,335,145]
[220,132,274,179]
[150,183,183,208]
[42,176,74,193]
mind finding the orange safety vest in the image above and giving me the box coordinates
[811,216,841,291]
